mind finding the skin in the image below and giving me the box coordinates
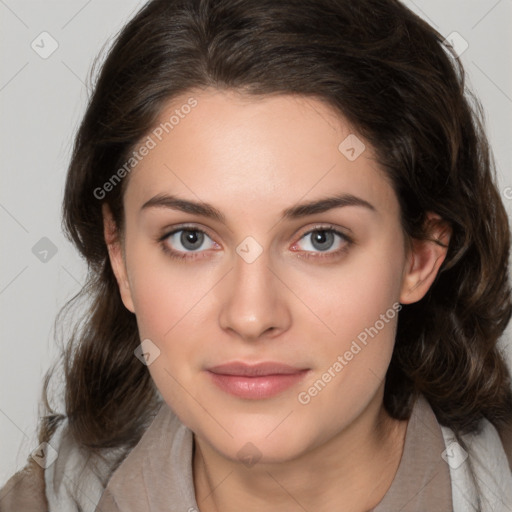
[104,88,450,512]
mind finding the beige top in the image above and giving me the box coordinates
[95,393,452,511]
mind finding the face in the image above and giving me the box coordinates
[105,88,446,464]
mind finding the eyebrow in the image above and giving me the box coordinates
[140,192,376,222]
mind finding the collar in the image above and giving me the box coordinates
[97,394,452,512]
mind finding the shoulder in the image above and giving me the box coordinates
[0,417,131,512]
[0,458,48,512]
[43,417,132,511]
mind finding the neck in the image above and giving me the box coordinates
[192,389,409,512]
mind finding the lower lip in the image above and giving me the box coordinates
[206,370,309,399]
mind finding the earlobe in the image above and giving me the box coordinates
[400,213,451,304]
[102,204,135,313]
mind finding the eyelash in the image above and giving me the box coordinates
[157,223,353,262]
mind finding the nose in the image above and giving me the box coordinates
[218,247,292,342]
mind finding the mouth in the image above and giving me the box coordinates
[206,361,310,399]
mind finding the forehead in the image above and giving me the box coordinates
[123,88,399,221]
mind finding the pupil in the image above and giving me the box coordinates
[312,230,334,251]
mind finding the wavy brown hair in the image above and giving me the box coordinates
[38,0,511,469]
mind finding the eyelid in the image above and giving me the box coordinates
[159,222,352,242]
[159,222,216,242]
[294,223,353,243]
[305,222,351,235]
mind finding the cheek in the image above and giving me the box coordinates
[288,234,405,413]
[291,274,402,441]
[292,237,404,347]
[124,240,219,399]
[126,239,209,339]
[125,245,211,415]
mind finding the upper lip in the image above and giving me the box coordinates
[207,362,308,377]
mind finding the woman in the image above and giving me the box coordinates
[1,0,511,510]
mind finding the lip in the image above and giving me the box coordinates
[208,361,307,376]
[206,361,310,399]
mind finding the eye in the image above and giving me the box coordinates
[158,224,352,262]
[291,225,352,259]
[159,226,219,259]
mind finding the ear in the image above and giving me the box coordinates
[400,212,451,304]
[102,203,135,313]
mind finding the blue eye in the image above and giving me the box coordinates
[294,227,351,256]
[300,230,339,252]
[160,228,218,260]
[158,224,352,262]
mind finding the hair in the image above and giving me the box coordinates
[38,0,511,475]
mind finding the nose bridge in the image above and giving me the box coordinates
[218,241,290,339]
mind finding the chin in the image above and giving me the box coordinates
[198,420,313,466]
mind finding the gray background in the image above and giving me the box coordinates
[1,0,511,483]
